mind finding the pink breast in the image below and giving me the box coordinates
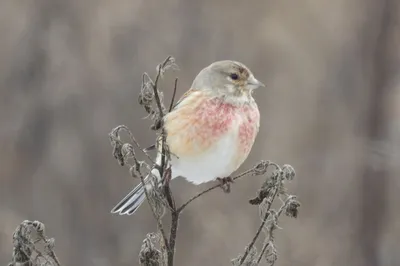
[197,99,259,154]
[165,96,236,156]
[165,95,259,159]
[238,105,260,154]
[195,98,236,137]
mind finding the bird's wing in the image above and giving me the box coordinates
[171,88,199,110]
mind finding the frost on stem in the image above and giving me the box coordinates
[232,245,258,266]
[139,233,163,266]
[139,56,178,130]
[232,163,300,266]
[8,220,61,266]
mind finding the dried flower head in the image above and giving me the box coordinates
[156,56,178,78]
[265,242,278,265]
[282,164,296,180]
[139,233,162,266]
[249,170,280,205]
[252,160,270,176]
[139,73,156,114]
[231,245,258,266]
[285,197,300,218]
[112,140,124,166]
[9,220,60,266]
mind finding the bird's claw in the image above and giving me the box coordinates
[217,176,234,193]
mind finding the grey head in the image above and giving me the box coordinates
[191,60,265,97]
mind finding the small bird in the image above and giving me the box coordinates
[111,60,264,215]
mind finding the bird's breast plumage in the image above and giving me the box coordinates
[164,90,260,184]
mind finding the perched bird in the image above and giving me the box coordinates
[111,60,264,215]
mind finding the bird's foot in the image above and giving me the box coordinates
[217,176,234,193]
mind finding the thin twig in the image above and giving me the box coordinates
[110,57,299,266]
[177,167,258,213]
[255,196,294,264]
[256,241,270,264]
[126,130,169,251]
[9,220,61,266]
[153,56,173,119]
[169,78,178,112]
[110,125,155,164]
[39,236,61,266]
[152,56,172,174]
[139,171,169,251]
[238,176,281,265]
[150,56,179,266]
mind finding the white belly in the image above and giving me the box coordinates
[170,126,239,184]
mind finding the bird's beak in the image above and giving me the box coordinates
[247,75,265,89]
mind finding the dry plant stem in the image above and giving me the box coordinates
[257,195,295,264]
[113,124,170,249]
[169,78,178,112]
[176,167,257,213]
[238,177,281,265]
[167,201,179,266]
[111,57,299,266]
[151,56,179,266]
[111,125,155,164]
[165,192,177,266]
[162,170,178,266]
[39,235,61,266]
[152,55,172,119]
[139,173,169,251]
[166,164,268,266]
[29,246,52,266]
[165,165,266,265]
[150,56,173,174]
[255,197,293,264]
[256,241,270,264]
[9,220,61,266]
[49,251,61,266]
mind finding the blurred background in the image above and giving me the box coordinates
[1,0,400,265]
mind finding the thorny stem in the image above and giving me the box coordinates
[238,171,282,265]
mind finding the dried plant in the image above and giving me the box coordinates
[7,56,299,266]
[108,56,301,266]
[8,220,61,266]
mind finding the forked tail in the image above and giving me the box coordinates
[111,168,160,215]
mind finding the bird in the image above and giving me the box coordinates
[111,60,264,215]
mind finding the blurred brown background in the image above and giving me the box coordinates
[1,0,400,265]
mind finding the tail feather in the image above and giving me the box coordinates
[112,155,164,215]
[111,164,164,215]
[111,176,150,215]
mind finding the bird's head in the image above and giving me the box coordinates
[192,60,265,103]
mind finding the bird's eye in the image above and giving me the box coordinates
[230,73,239,80]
